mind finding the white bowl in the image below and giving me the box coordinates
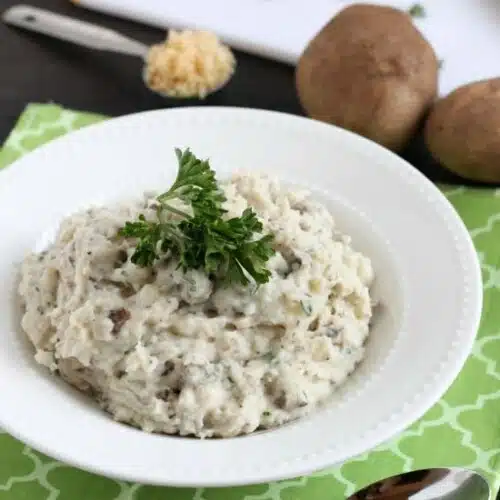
[0,107,482,487]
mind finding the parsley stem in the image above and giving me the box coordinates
[161,203,190,219]
[157,191,177,203]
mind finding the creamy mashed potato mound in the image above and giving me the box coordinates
[19,173,374,438]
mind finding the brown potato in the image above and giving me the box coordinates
[295,4,439,152]
[425,78,500,183]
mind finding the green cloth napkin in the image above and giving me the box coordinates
[1,103,499,500]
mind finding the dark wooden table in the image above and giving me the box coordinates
[0,0,482,186]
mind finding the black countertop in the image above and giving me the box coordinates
[0,0,492,186]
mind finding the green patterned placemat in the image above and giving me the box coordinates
[1,103,499,500]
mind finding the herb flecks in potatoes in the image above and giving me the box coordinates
[295,4,439,152]
[425,78,500,184]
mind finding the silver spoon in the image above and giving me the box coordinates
[347,467,490,499]
[1,4,233,98]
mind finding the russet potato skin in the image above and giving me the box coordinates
[425,78,500,183]
[295,4,439,152]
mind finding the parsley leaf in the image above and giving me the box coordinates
[119,148,275,287]
[158,148,219,203]
[119,215,162,267]
[233,235,275,285]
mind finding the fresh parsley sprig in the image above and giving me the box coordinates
[119,148,275,286]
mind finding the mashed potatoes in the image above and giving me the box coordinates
[19,173,374,438]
